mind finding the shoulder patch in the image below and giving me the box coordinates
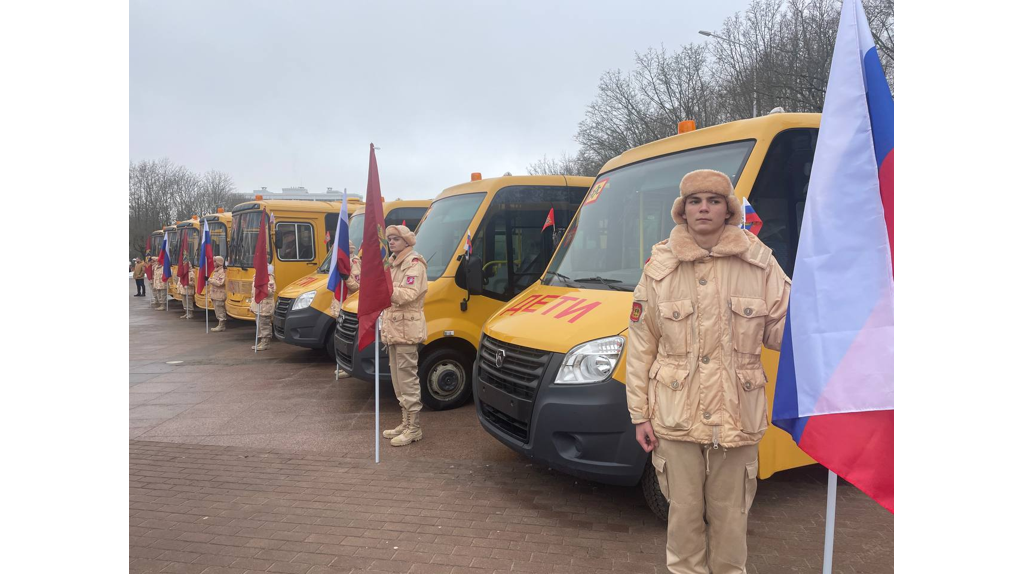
[630,302,643,323]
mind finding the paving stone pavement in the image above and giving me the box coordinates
[129,282,893,574]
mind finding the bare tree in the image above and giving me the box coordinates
[530,0,894,173]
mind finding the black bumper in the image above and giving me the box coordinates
[334,310,391,383]
[473,336,647,487]
[272,297,335,349]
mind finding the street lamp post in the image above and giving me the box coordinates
[699,30,757,118]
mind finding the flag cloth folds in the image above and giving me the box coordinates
[771,0,894,512]
[541,208,555,232]
[327,189,352,302]
[357,144,394,351]
[160,234,172,281]
[741,197,763,236]
[177,232,190,287]
[253,211,270,304]
[196,219,214,295]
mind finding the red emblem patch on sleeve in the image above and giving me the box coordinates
[405,276,415,285]
[630,302,643,322]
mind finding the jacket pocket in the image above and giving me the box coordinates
[657,299,694,354]
[730,296,768,355]
[653,362,692,430]
[743,458,758,513]
[737,368,768,434]
[652,451,671,503]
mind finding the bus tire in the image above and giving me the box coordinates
[641,458,669,522]
[418,347,472,411]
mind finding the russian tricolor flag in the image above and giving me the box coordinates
[772,0,894,513]
[160,233,172,281]
[326,190,352,302]
[741,197,763,236]
[196,219,214,295]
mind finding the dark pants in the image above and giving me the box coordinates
[135,278,146,295]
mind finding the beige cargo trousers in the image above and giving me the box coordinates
[653,440,758,574]
[388,345,422,414]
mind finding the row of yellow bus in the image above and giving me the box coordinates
[147,112,821,519]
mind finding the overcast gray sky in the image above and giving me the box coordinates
[130,0,751,201]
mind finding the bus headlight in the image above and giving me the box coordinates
[292,290,317,310]
[554,336,624,384]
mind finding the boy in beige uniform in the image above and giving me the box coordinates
[380,225,427,447]
[180,267,196,319]
[207,256,228,332]
[626,170,790,574]
[152,261,167,310]
[250,264,276,351]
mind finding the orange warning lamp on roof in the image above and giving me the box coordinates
[471,172,482,181]
[677,120,696,134]
[255,194,263,201]
[217,207,224,213]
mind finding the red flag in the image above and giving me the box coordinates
[253,211,270,304]
[145,260,154,281]
[357,144,394,351]
[145,234,151,254]
[541,207,555,232]
[177,232,190,287]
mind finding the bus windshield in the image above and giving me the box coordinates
[182,227,199,264]
[148,233,163,258]
[412,193,486,281]
[349,213,365,254]
[229,210,270,269]
[544,140,756,291]
[165,230,180,262]
[208,222,229,259]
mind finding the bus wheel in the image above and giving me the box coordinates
[641,458,669,522]
[323,327,336,360]
[418,348,472,411]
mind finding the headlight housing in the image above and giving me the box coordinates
[554,336,624,384]
[292,290,317,311]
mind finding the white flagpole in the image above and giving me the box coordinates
[822,470,838,574]
[374,316,381,464]
[255,313,260,354]
[205,291,209,333]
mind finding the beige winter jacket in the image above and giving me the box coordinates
[184,268,196,296]
[249,275,276,316]
[625,224,790,449]
[208,267,227,302]
[381,249,427,345]
[328,255,361,318]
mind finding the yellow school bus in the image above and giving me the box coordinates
[194,209,233,311]
[224,198,363,321]
[170,216,201,302]
[275,200,429,358]
[474,114,819,519]
[335,175,593,410]
[146,229,164,260]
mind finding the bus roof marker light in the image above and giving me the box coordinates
[678,120,696,134]
[255,194,263,201]
[471,172,482,182]
[217,207,224,213]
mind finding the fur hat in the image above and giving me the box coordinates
[671,169,742,227]
[385,224,416,247]
[213,255,224,267]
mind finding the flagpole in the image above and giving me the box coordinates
[374,316,381,464]
[822,470,838,574]
[255,313,260,354]
[205,296,209,333]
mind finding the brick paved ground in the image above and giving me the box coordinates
[130,284,893,573]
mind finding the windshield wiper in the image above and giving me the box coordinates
[573,276,631,291]
[544,271,580,287]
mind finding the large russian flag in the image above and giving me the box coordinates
[160,233,172,281]
[196,219,214,295]
[326,190,352,302]
[772,0,894,513]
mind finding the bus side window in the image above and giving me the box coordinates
[747,128,817,277]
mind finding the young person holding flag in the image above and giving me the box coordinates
[208,257,228,332]
[195,219,216,331]
[625,169,790,574]
[250,211,276,351]
[380,224,428,447]
[153,235,171,310]
[327,190,362,378]
[177,233,194,319]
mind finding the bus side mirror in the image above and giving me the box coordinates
[456,254,484,295]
